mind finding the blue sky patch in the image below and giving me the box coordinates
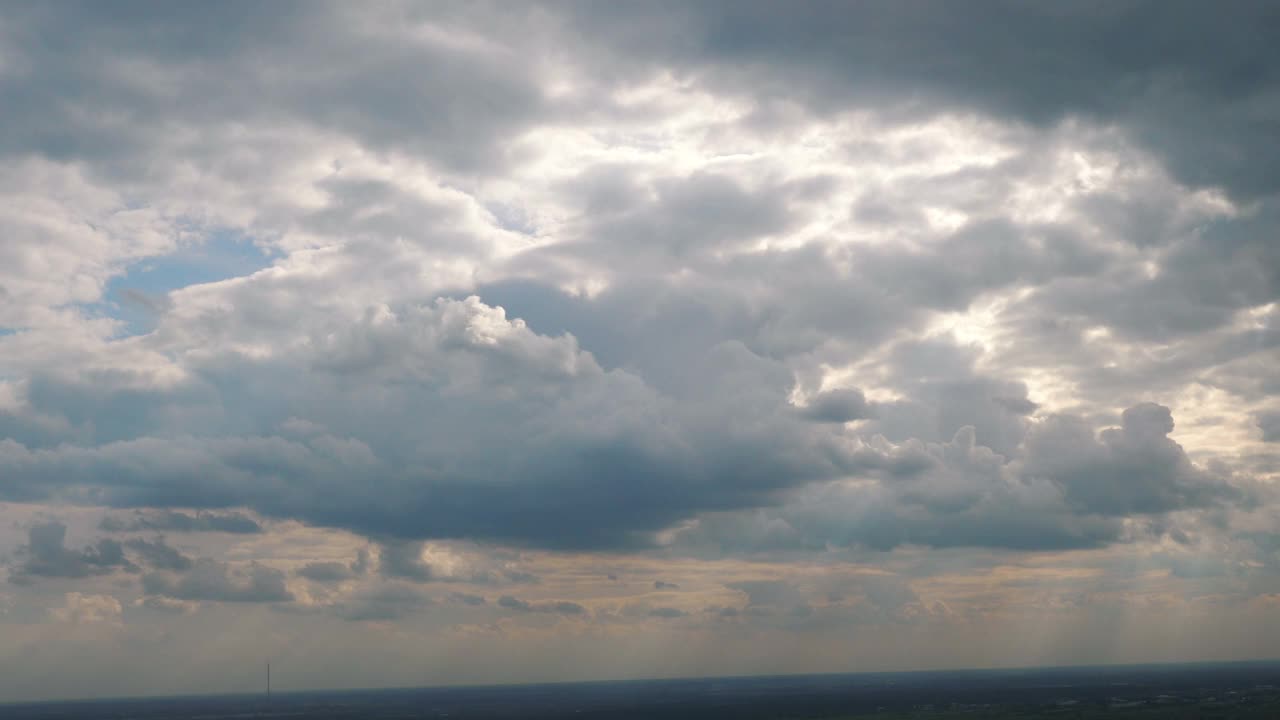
[94,231,275,338]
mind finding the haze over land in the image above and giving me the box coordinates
[1,0,1279,703]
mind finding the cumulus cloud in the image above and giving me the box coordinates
[0,0,1276,692]
[9,522,136,583]
[142,559,293,603]
[677,404,1243,553]
[1019,403,1241,516]
[49,592,123,625]
[0,298,858,551]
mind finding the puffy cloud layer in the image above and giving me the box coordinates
[0,0,1270,560]
[675,402,1244,555]
[0,297,859,550]
[0,1,1278,698]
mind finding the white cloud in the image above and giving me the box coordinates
[49,592,123,625]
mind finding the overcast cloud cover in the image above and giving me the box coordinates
[1,0,1279,702]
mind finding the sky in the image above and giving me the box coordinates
[1,0,1279,703]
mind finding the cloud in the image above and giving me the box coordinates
[497,595,587,616]
[561,1,1280,200]
[298,562,356,583]
[1019,403,1241,516]
[496,595,531,612]
[100,510,262,534]
[142,559,293,603]
[9,522,136,583]
[677,404,1243,553]
[449,592,487,606]
[0,2,1276,692]
[125,537,192,572]
[727,580,796,608]
[49,592,123,625]
[334,584,434,622]
[133,595,198,615]
[1258,412,1280,443]
[649,607,687,619]
[720,574,939,629]
[0,3,553,181]
[499,569,540,585]
[298,550,369,583]
[797,388,873,424]
[0,298,858,551]
[378,542,434,583]
[552,171,797,269]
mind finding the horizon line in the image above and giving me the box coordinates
[6,655,1280,707]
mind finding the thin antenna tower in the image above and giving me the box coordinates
[267,660,271,699]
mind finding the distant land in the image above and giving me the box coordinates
[6,660,1280,719]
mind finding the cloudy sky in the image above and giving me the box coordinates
[2,0,1279,702]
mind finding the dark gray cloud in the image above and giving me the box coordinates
[497,595,587,616]
[798,389,873,424]
[11,1,1279,204]
[499,569,540,585]
[298,550,370,583]
[142,559,293,603]
[727,580,795,608]
[125,537,192,572]
[0,2,553,179]
[100,510,262,534]
[379,542,434,583]
[677,404,1243,554]
[299,549,371,583]
[1020,403,1242,516]
[298,562,357,584]
[648,607,686,619]
[1257,412,1280,443]
[0,299,856,551]
[8,522,136,583]
[496,594,531,612]
[562,0,1280,200]
[449,592,487,606]
[1005,216,1280,348]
